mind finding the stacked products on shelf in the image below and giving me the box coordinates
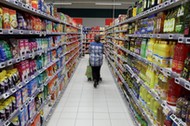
[0,1,81,126]
[83,26,105,54]
[105,0,190,126]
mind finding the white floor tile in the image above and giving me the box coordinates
[59,112,77,119]
[109,113,127,119]
[47,118,59,126]
[63,107,78,113]
[56,119,75,126]
[111,119,131,126]
[75,119,93,126]
[77,112,93,119]
[94,120,111,126]
[48,56,135,126]
[108,107,124,113]
[94,106,109,113]
[78,106,93,112]
[94,113,110,120]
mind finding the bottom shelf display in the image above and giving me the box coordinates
[105,53,186,126]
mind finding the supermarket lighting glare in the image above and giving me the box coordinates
[95,2,122,6]
[53,2,72,5]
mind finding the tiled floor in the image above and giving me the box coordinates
[47,56,135,126]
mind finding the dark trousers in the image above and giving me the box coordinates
[91,66,101,82]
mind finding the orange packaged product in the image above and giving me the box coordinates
[2,7,10,29]
[9,9,17,29]
[33,114,40,126]
[47,66,53,76]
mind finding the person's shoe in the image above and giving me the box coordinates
[94,81,98,88]
[100,77,102,82]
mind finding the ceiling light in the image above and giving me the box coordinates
[95,2,122,6]
[53,2,72,5]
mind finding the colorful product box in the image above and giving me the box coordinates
[28,79,38,96]
[21,86,28,104]
[15,90,22,108]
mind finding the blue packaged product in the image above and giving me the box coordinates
[38,0,43,11]
[28,99,36,119]
[28,79,38,97]
[24,106,28,122]
[19,108,26,126]
[21,86,28,104]
[15,90,22,108]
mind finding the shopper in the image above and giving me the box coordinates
[89,35,104,88]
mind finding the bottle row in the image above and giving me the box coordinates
[0,35,66,63]
[109,37,190,81]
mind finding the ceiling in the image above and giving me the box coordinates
[45,0,134,9]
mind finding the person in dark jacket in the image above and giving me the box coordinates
[89,35,104,88]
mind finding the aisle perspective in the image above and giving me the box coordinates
[105,0,190,125]
[47,55,135,126]
[0,1,82,126]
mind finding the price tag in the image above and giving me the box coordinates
[185,83,190,90]
[170,114,176,120]
[31,75,35,79]
[175,78,180,84]
[168,34,173,39]
[8,30,13,34]
[0,62,5,68]
[22,56,26,60]
[3,92,10,99]
[11,88,16,93]
[25,80,29,84]
[7,59,13,66]
[4,121,10,126]
[178,37,184,43]
[157,34,160,38]
[155,96,159,101]
[18,83,22,88]
[14,0,19,5]
[19,30,23,34]
[186,38,190,44]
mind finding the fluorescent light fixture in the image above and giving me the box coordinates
[95,2,122,6]
[53,2,72,5]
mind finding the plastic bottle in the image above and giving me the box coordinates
[172,43,190,73]
[167,78,182,106]
[146,38,155,61]
[140,39,147,58]
[158,41,171,67]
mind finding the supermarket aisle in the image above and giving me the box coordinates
[47,55,135,126]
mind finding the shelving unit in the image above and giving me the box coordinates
[0,1,82,126]
[82,27,105,54]
[105,0,190,125]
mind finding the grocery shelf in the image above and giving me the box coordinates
[0,43,65,70]
[67,36,80,40]
[0,29,66,36]
[170,114,186,126]
[116,54,187,126]
[0,0,66,25]
[106,45,184,125]
[43,59,80,126]
[65,49,80,65]
[0,58,59,100]
[114,44,190,91]
[66,39,80,45]
[65,45,80,56]
[106,0,190,30]
[125,33,184,40]
[67,32,81,34]
[114,37,126,41]
[114,30,128,33]
[106,56,153,126]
